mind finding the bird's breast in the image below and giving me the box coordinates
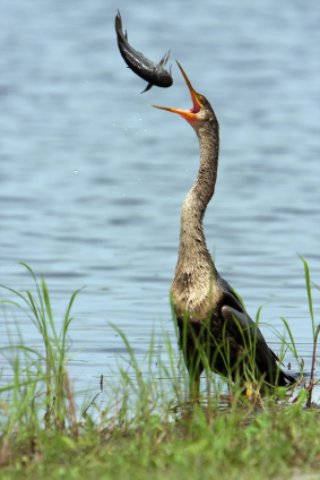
[171,269,222,323]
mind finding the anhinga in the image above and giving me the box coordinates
[154,62,294,398]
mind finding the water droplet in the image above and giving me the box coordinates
[74,169,79,174]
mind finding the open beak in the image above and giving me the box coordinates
[153,62,203,121]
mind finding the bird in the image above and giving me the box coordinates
[154,62,295,399]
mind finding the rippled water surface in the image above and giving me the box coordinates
[1,0,320,398]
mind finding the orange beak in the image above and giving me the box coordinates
[153,61,203,121]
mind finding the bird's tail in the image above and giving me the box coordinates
[273,368,297,387]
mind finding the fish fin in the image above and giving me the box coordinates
[141,82,153,94]
[159,50,170,67]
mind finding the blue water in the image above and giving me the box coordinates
[1,0,320,399]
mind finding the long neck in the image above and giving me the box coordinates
[176,119,219,274]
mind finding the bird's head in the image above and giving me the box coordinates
[153,61,215,130]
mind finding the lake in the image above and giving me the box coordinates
[1,0,319,401]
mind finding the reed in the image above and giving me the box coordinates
[0,259,319,479]
[0,263,81,438]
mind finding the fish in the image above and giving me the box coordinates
[115,10,173,93]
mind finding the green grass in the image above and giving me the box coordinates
[0,260,320,480]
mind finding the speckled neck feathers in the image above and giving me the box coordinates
[171,116,220,319]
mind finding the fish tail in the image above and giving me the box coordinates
[115,9,125,40]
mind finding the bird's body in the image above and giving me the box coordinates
[155,63,294,398]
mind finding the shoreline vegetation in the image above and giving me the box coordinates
[0,260,319,479]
